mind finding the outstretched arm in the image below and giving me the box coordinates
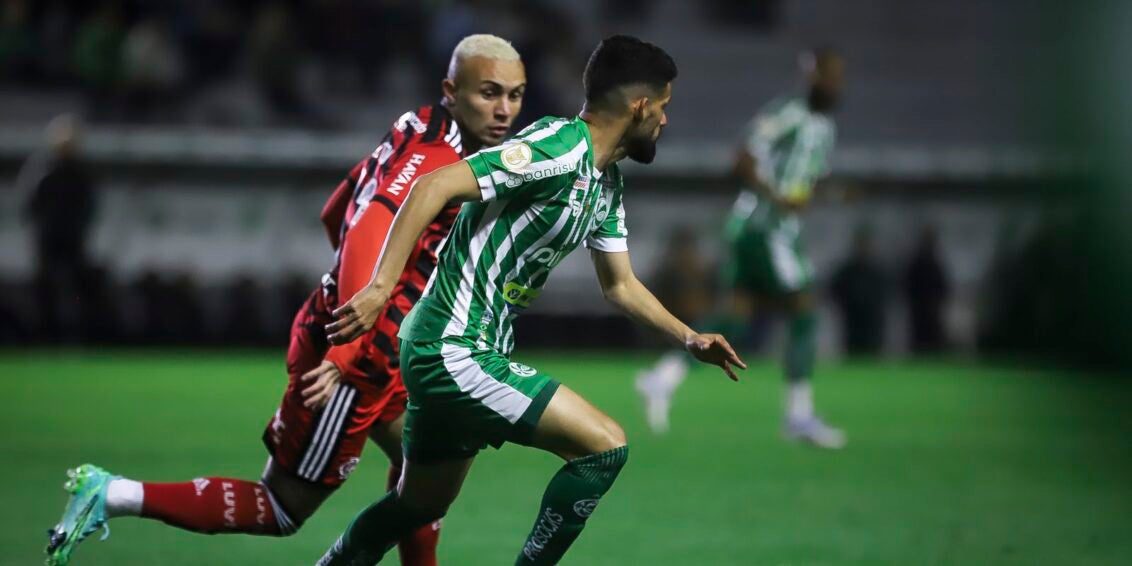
[590,249,746,381]
[326,161,481,345]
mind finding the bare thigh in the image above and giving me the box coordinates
[368,412,407,465]
[261,458,336,524]
[529,385,627,462]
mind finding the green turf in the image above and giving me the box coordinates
[1,350,1130,565]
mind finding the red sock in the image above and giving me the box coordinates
[141,478,291,536]
[389,466,440,566]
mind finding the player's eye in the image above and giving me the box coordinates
[509,89,524,101]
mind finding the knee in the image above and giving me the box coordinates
[591,417,628,455]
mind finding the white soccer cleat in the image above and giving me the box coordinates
[635,371,673,434]
[784,416,847,449]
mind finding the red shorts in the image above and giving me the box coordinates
[262,287,411,486]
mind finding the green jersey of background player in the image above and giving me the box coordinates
[638,46,847,449]
[316,35,746,565]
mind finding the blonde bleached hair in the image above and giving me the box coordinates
[447,34,521,80]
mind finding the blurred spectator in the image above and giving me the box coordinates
[650,226,713,327]
[19,114,99,343]
[0,0,35,82]
[177,1,243,88]
[122,16,185,122]
[831,225,888,356]
[249,3,307,122]
[73,2,126,119]
[905,225,950,353]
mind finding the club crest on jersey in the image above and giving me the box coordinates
[501,142,533,171]
[593,191,612,224]
[509,362,538,377]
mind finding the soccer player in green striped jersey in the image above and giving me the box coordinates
[315,36,746,565]
[638,47,848,448]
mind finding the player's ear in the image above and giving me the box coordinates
[441,78,457,106]
[631,97,649,122]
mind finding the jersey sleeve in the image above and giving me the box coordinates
[584,175,629,253]
[325,140,460,377]
[320,158,366,250]
[465,125,583,202]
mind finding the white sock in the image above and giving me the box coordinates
[654,351,689,392]
[786,381,814,422]
[105,478,144,517]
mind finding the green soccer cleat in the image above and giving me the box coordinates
[45,464,115,566]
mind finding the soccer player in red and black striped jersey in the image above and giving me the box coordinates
[45,35,526,566]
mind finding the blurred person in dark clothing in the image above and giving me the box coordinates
[73,2,126,119]
[20,114,98,342]
[831,225,888,356]
[905,225,950,353]
[249,4,300,114]
[0,0,36,82]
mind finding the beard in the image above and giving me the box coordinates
[625,132,658,164]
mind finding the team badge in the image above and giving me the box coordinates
[509,362,538,377]
[501,142,533,171]
[573,499,599,518]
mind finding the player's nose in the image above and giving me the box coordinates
[496,98,514,118]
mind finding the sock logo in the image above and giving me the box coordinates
[253,486,268,526]
[192,477,210,497]
[221,481,237,528]
[522,507,564,560]
[573,498,599,518]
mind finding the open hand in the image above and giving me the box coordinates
[685,333,747,381]
[325,285,389,345]
[300,360,342,409]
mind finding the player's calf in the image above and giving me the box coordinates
[517,386,631,564]
[120,475,301,536]
[516,445,630,565]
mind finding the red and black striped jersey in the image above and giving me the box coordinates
[319,104,465,379]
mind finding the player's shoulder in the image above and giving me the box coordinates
[758,96,805,119]
[511,116,588,155]
[389,103,463,151]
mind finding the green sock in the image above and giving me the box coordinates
[317,490,432,566]
[515,446,629,565]
[785,311,817,382]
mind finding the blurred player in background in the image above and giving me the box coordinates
[45,35,526,566]
[637,46,846,448]
[314,35,744,565]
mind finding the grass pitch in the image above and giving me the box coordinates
[1,350,1130,565]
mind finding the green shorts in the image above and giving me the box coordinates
[722,225,814,296]
[399,337,560,463]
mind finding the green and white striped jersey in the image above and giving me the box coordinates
[400,115,628,354]
[728,96,836,237]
